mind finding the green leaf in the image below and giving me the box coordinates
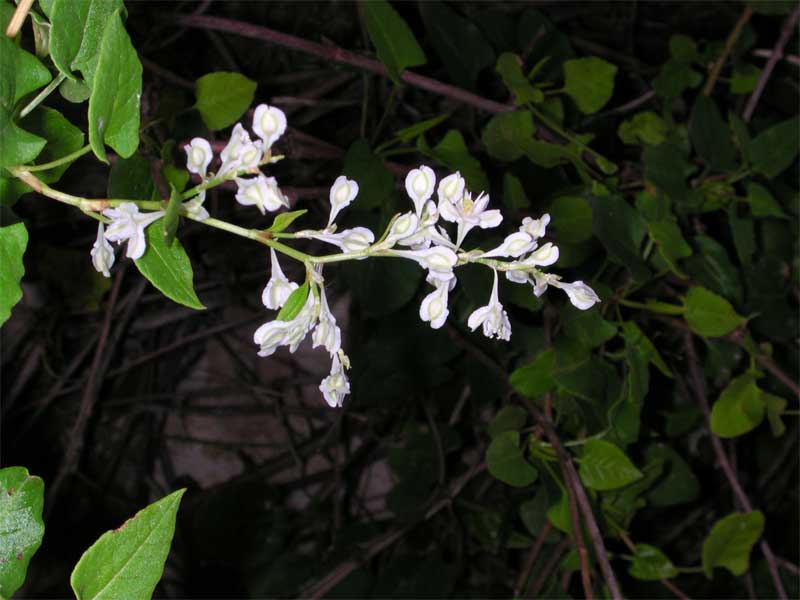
[162,184,181,247]
[764,391,787,437]
[343,139,394,211]
[486,431,538,487]
[591,195,648,281]
[644,142,692,202]
[87,9,142,162]
[482,111,535,161]
[684,286,745,337]
[578,439,642,491]
[108,152,154,200]
[728,204,755,265]
[647,220,692,277]
[502,173,529,211]
[0,467,44,599]
[0,222,28,327]
[685,235,742,304]
[50,0,124,82]
[135,226,205,310]
[70,489,185,600]
[563,57,617,114]
[629,544,678,581]
[0,35,16,109]
[510,349,556,398]
[645,444,700,506]
[59,78,91,103]
[343,253,422,318]
[267,209,307,233]
[729,112,751,163]
[618,111,668,146]
[563,306,616,349]
[362,0,426,84]
[488,405,528,439]
[194,71,257,131]
[620,321,672,377]
[745,182,787,218]
[20,106,84,183]
[730,64,760,94]
[653,60,701,98]
[0,105,46,169]
[749,116,800,178]
[546,491,572,535]
[420,130,489,194]
[702,511,764,578]
[14,47,51,103]
[418,1,494,90]
[496,53,542,105]
[710,374,765,438]
[689,95,737,172]
[276,281,309,321]
[392,112,450,143]
[549,195,593,243]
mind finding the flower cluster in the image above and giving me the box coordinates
[252,164,599,408]
[91,202,166,276]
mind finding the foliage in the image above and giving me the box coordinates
[1,1,798,599]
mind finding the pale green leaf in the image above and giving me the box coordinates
[267,209,308,233]
[486,431,538,487]
[496,53,542,105]
[563,57,617,114]
[629,544,678,581]
[549,195,592,243]
[482,111,535,162]
[135,226,205,310]
[70,489,185,600]
[87,9,142,162]
[578,439,642,491]
[194,71,257,131]
[0,222,28,327]
[745,182,787,218]
[684,286,745,337]
[749,116,799,178]
[702,511,764,578]
[20,106,84,183]
[362,0,426,83]
[710,374,765,438]
[488,405,528,439]
[276,281,309,321]
[0,467,44,599]
[0,105,46,169]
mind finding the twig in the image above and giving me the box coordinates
[46,268,125,514]
[754,353,800,399]
[743,4,800,122]
[514,521,553,597]
[752,48,800,67]
[528,537,570,597]
[777,556,800,575]
[4,0,34,37]
[684,332,788,600]
[703,6,753,96]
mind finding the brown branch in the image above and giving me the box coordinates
[514,521,553,598]
[528,537,570,597]
[684,332,788,600]
[703,6,753,96]
[743,4,800,122]
[754,353,800,399]
[4,0,33,37]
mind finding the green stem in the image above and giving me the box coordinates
[20,72,67,118]
[24,144,92,172]
[529,104,615,170]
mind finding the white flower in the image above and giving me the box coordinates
[319,352,350,408]
[235,175,290,214]
[327,175,359,227]
[437,172,465,205]
[467,269,511,341]
[262,248,299,310]
[504,244,559,287]
[312,287,341,354]
[376,212,419,249]
[525,242,559,266]
[306,227,375,254]
[478,231,536,259]
[405,165,435,217]
[184,191,209,221]
[552,280,600,310]
[419,279,451,329]
[392,245,458,282]
[102,202,165,260]
[219,124,263,177]
[439,190,503,247]
[253,289,317,356]
[520,214,550,240]
[184,138,213,178]
[253,104,287,148]
[90,222,115,277]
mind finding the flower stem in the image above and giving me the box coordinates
[23,144,92,172]
[20,72,67,118]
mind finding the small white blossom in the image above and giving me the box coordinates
[262,248,299,310]
[219,124,263,177]
[320,352,350,408]
[552,280,600,310]
[520,214,550,240]
[376,212,419,249]
[307,227,375,254]
[184,191,209,221]
[253,289,317,356]
[437,172,465,205]
[90,222,115,277]
[404,165,435,217]
[393,245,458,282]
[102,202,165,260]
[478,231,536,259]
[312,286,341,354]
[184,138,213,178]
[524,242,559,266]
[253,104,287,149]
[328,175,359,227]
[419,279,451,329]
[439,190,503,247]
[235,175,289,214]
[467,269,511,341]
